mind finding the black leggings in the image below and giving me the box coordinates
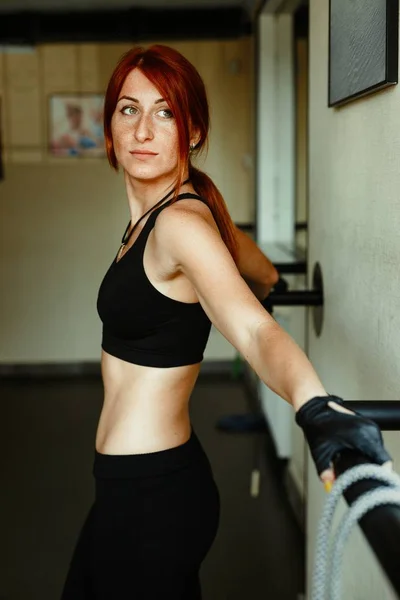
[61,428,220,599]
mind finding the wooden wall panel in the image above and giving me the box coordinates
[97,44,132,91]
[0,53,8,163]
[78,44,100,93]
[41,45,79,93]
[5,50,42,161]
[0,52,4,95]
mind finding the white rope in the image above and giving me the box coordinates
[311,464,400,600]
[329,488,400,600]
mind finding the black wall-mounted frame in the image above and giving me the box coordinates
[328,0,399,107]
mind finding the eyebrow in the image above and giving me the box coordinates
[117,95,166,104]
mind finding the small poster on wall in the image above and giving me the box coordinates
[49,93,106,157]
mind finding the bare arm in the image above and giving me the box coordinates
[156,206,327,412]
[156,205,395,487]
[234,226,279,300]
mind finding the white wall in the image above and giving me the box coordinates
[257,13,295,246]
[306,1,400,597]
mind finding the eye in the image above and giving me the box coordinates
[158,108,174,119]
[120,106,138,116]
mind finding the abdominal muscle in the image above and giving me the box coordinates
[95,350,201,455]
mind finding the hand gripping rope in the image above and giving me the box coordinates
[311,464,400,600]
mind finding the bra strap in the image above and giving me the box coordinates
[121,179,191,246]
[173,192,207,204]
[128,191,209,250]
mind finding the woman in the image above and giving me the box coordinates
[61,44,391,599]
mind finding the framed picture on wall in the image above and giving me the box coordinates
[49,93,106,157]
[329,0,399,107]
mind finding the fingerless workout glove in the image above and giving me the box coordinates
[295,395,392,476]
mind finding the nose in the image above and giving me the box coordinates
[134,112,154,143]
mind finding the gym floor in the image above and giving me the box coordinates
[0,371,304,600]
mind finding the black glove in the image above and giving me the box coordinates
[295,395,392,476]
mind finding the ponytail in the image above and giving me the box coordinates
[189,166,239,265]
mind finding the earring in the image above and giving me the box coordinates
[189,143,196,153]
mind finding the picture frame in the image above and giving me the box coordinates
[48,93,106,157]
[328,0,399,107]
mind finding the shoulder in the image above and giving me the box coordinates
[159,197,214,227]
[152,196,272,354]
[153,198,222,260]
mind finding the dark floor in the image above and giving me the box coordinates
[0,371,304,600]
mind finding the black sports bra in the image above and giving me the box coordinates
[96,193,212,367]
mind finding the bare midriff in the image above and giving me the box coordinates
[95,349,201,455]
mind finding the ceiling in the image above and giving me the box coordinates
[0,0,257,12]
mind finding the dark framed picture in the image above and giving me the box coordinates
[49,93,106,157]
[329,0,399,107]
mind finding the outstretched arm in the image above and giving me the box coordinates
[158,206,326,409]
[155,205,392,485]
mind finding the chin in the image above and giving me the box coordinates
[122,165,158,179]
[124,164,177,183]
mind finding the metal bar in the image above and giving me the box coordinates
[273,262,307,275]
[268,290,322,306]
[344,401,400,431]
[334,450,400,597]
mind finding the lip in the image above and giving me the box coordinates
[129,150,158,155]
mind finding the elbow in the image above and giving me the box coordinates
[266,266,280,288]
[243,266,280,301]
[259,265,279,290]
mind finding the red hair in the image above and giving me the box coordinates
[103,44,238,263]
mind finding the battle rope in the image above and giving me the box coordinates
[311,464,400,600]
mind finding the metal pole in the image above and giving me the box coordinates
[344,401,400,431]
[268,290,323,306]
[334,451,400,597]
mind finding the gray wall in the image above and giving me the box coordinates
[307,1,400,597]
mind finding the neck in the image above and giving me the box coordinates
[124,171,188,221]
